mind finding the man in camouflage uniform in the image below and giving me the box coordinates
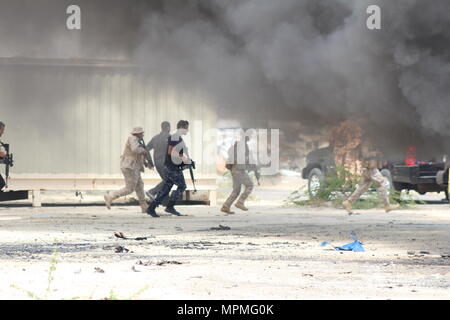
[342,140,398,214]
[221,135,256,214]
[0,121,6,191]
[104,127,152,213]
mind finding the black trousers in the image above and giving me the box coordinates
[151,166,187,208]
[0,174,5,191]
[148,164,167,195]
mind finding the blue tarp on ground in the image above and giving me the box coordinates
[321,232,365,252]
[335,240,365,252]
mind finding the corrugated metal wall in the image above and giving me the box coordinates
[0,63,217,178]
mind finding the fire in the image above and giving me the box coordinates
[405,146,417,166]
[328,119,366,176]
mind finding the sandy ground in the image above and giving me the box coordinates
[0,177,449,300]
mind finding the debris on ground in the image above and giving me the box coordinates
[135,260,184,267]
[136,260,152,266]
[419,251,430,255]
[407,251,415,255]
[157,260,183,266]
[335,240,365,252]
[114,246,130,253]
[131,265,142,272]
[210,225,231,231]
[94,267,105,273]
[321,233,365,252]
[114,232,126,239]
[114,232,148,241]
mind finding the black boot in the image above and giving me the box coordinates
[146,202,160,218]
[165,200,182,216]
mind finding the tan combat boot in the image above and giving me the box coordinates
[221,206,235,215]
[235,202,249,211]
[342,200,353,214]
[385,204,400,213]
[104,194,112,210]
[140,202,149,213]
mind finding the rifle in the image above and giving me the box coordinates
[0,142,14,188]
[251,165,261,186]
[138,138,154,169]
[181,159,197,193]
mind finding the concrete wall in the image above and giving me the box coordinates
[0,59,217,191]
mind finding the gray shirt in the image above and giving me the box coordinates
[147,131,170,167]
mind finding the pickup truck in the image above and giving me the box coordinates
[302,146,449,200]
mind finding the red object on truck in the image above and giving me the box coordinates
[405,146,417,166]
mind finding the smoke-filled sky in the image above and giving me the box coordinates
[1,0,450,159]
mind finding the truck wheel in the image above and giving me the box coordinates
[308,168,324,197]
[380,169,394,190]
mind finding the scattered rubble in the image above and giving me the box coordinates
[114,232,149,241]
[114,246,129,253]
[131,265,142,272]
[94,267,105,273]
[210,225,231,231]
[135,260,184,267]
[156,260,183,266]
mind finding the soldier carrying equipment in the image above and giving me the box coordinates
[221,134,257,214]
[146,120,192,218]
[0,121,9,191]
[138,138,154,169]
[342,139,399,214]
[0,142,13,190]
[104,127,152,213]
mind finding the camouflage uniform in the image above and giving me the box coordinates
[347,168,390,207]
[222,141,255,211]
[344,140,391,211]
[105,129,148,211]
[223,166,254,209]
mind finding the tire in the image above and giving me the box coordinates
[308,168,324,197]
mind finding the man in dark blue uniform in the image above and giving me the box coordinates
[146,120,192,217]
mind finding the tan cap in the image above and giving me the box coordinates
[131,127,145,135]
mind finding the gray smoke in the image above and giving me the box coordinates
[129,0,450,159]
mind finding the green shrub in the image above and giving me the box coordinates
[286,166,413,209]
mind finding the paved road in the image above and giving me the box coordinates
[0,201,449,300]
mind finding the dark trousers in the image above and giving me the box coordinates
[148,164,167,195]
[0,174,5,191]
[152,166,186,207]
